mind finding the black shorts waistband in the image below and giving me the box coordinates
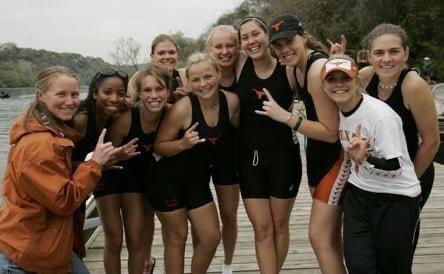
[349,184,420,201]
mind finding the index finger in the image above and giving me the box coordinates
[263,88,274,102]
[186,122,199,133]
[326,38,334,46]
[340,34,347,48]
[123,138,138,148]
[97,128,107,145]
[355,124,362,138]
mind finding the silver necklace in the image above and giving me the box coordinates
[378,81,397,90]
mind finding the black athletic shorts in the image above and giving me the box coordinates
[93,165,145,198]
[239,144,302,199]
[211,134,239,186]
[146,160,213,212]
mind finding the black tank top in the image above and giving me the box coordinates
[174,91,235,175]
[237,57,293,149]
[219,80,237,93]
[128,107,165,155]
[295,51,342,186]
[72,109,112,161]
[366,69,419,159]
[124,107,166,178]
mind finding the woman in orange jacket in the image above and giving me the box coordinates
[0,66,121,273]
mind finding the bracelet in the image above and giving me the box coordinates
[285,112,293,125]
[293,115,304,131]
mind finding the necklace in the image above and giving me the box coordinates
[378,81,397,90]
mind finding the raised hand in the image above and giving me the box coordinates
[255,88,291,124]
[327,34,347,55]
[115,138,140,162]
[346,124,370,164]
[180,122,205,150]
[172,77,191,100]
[91,128,122,168]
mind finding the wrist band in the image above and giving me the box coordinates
[293,115,304,131]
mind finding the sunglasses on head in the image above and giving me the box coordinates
[97,68,128,81]
[90,68,129,90]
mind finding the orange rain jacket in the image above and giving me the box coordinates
[0,115,102,273]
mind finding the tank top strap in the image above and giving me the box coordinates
[295,51,327,121]
[366,74,379,96]
[189,94,202,125]
[296,51,328,92]
[218,90,230,124]
[126,107,141,140]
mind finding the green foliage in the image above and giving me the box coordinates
[212,0,444,81]
[0,43,110,87]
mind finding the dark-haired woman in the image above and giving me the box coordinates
[257,14,347,274]
[72,68,146,274]
[236,16,302,274]
[0,66,120,273]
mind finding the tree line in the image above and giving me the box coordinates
[0,42,110,88]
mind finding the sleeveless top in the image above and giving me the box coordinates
[124,106,166,179]
[72,108,112,161]
[173,91,235,176]
[295,51,342,186]
[219,79,237,93]
[237,57,294,149]
[366,69,419,160]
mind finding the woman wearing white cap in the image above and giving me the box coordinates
[322,54,421,274]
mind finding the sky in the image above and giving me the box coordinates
[0,0,242,63]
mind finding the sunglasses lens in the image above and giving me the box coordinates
[118,71,128,80]
[101,68,118,76]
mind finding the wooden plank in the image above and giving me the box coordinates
[84,159,444,274]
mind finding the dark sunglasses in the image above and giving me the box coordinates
[90,68,129,90]
[96,68,128,81]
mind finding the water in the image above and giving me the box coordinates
[0,87,88,202]
[0,88,35,185]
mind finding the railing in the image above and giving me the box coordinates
[84,195,102,249]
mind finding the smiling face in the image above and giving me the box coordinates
[93,76,127,117]
[271,34,307,67]
[323,70,360,112]
[187,61,220,100]
[139,75,169,113]
[209,30,239,68]
[239,20,269,60]
[151,40,179,74]
[37,74,80,121]
[369,34,409,82]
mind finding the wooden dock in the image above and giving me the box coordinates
[84,161,444,274]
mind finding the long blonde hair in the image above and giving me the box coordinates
[25,66,80,132]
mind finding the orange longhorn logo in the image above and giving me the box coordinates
[253,88,266,100]
[271,20,284,32]
[207,136,220,145]
[331,60,347,66]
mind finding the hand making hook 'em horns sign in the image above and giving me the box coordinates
[346,124,371,164]
[255,88,292,124]
[91,128,122,168]
[327,34,347,55]
[180,122,206,150]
